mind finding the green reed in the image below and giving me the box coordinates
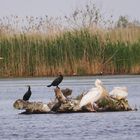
[0,28,140,77]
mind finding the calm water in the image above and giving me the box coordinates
[0,75,140,140]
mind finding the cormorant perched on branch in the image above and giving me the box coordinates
[47,73,63,88]
[23,85,32,101]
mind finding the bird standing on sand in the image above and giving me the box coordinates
[47,73,63,88]
[23,85,32,101]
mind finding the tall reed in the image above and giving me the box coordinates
[0,13,140,77]
[0,27,140,77]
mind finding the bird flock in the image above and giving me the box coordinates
[22,73,128,108]
[22,73,63,101]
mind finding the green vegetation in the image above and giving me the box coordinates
[0,2,140,77]
[0,27,140,77]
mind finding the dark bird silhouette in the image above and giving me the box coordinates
[23,85,32,101]
[47,73,63,88]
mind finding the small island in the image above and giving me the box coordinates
[13,79,134,114]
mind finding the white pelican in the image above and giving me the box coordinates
[79,79,108,108]
[109,87,128,100]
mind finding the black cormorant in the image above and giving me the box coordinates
[23,85,32,101]
[47,73,63,88]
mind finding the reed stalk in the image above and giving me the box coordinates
[0,21,140,77]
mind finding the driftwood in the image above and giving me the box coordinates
[13,88,73,113]
[13,99,51,114]
[13,87,133,114]
[61,88,72,97]
[50,87,81,112]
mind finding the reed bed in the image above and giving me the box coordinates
[0,27,140,77]
[0,14,140,77]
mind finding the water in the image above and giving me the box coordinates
[0,75,140,140]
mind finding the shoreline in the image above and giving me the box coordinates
[0,74,139,79]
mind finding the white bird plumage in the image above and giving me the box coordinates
[79,79,107,108]
[79,79,128,108]
[109,86,128,100]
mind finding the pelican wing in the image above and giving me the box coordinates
[80,87,101,107]
[109,87,128,99]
